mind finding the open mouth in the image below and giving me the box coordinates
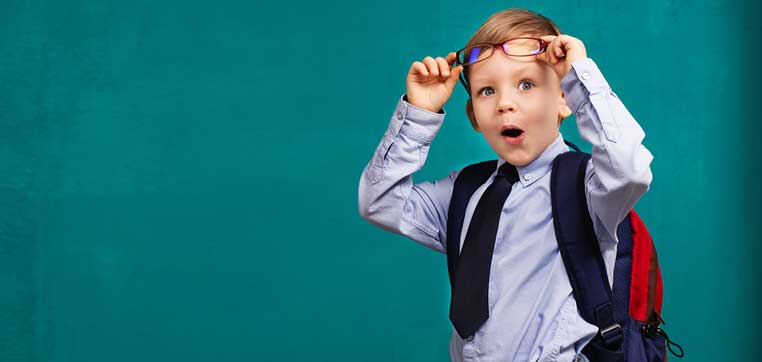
[501,125,525,144]
[501,128,524,138]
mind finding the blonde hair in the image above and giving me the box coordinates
[463,8,561,84]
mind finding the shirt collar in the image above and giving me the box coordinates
[496,133,570,187]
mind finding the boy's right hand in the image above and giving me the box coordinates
[406,52,463,113]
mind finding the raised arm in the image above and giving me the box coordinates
[561,58,653,243]
[358,53,464,253]
[358,96,458,253]
[538,35,653,243]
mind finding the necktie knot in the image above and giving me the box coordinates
[496,163,519,184]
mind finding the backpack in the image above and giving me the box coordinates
[445,141,683,362]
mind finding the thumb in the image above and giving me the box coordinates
[445,65,464,90]
[535,51,550,65]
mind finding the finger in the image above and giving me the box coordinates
[557,35,575,57]
[554,37,565,59]
[445,65,464,89]
[552,37,564,63]
[445,51,458,65]
[555,34,573,48]
[410,61,429,76]
[548,39,557,64]
[540,35,557,43]
[535,50,549,64]
[435,57,450,77]
[423,56,439,76]
[537,36,554,63]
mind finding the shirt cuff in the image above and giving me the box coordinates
[560,58,612,113]
[385,94,446,144]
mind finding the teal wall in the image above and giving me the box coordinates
[2,0,760,361]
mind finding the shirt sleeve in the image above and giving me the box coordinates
[561,58,654,248]
[357,95,459,254]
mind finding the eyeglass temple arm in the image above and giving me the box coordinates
[458,71,471,97]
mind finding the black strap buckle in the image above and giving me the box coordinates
[599,323,624,346]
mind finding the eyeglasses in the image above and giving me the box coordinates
[454,37,549,93]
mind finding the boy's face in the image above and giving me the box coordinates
[466,45,570,167]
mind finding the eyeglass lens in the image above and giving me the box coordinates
[458,39,543,66]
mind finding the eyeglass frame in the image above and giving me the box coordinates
[454,37,550,95]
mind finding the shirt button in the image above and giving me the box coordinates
[581,72,592,80]
[523,173,532,181]
[396,112,403,120]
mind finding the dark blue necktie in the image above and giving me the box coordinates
[449,162,520,339]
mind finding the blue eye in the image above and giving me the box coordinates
[519,80,535,91]
[478,87,495,96]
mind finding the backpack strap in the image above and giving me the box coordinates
[446,160,497,282]
[551,148,624,349]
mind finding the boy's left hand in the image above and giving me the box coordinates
[536,35,587,80]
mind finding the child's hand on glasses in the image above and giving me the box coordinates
[406,52,464,113]
[536,35,587,81]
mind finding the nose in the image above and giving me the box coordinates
[497,94,517,114]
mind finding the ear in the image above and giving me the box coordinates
[466,99,481,132]
[557,91,572,124]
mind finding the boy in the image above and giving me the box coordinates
[358,8,652,362]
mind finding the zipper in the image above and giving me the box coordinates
[640,312,684,358]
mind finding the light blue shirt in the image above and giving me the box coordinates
[358,58,653,362]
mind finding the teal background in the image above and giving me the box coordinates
[2,0,760,361]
